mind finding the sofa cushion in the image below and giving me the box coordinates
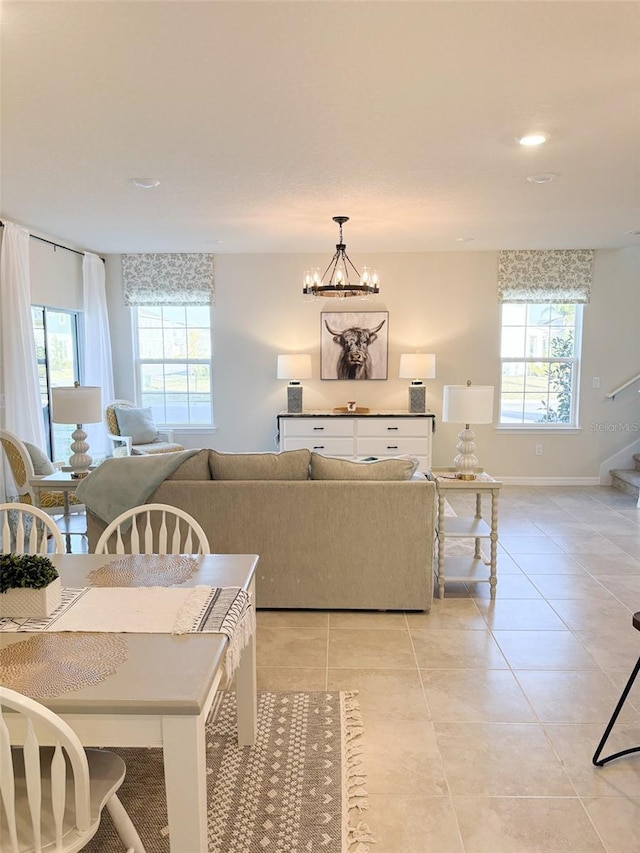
[166,448,211,480]
[115,406,159,444]
[24,441,56,476]
[209,449,311,480]
[310,453,419,481]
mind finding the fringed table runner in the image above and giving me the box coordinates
[0,585,254,680]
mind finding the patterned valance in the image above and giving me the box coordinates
[497,250,593,303]
[122,253,215,306]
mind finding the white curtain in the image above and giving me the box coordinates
[83,252,114,459]
[0,221,46,499]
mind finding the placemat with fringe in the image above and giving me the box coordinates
[84,691,375,853]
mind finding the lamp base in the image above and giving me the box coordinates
[287,384,303,414]
[68,426,93,478]
[453,426,479,480]
[408,383,426,414]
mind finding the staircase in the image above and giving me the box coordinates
[610,454,640,501]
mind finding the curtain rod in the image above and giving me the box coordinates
[0,221,104,261]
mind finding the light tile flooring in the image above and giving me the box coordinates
[256,486,640,853]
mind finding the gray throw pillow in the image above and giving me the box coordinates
[310,453,419,481]
[114,407,159,445]
[209,449,311,480]
[23,441,55,475]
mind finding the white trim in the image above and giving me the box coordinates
[496,475,601,485]
[495,427,581,434]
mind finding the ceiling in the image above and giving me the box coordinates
[2,0,639,255]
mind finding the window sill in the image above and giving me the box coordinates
[495,425,581,435]
[160,426,217,434]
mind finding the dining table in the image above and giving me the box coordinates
[0,552,259,853]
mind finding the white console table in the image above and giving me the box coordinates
[277,411,435,472]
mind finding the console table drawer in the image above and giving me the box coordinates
[356,437,430,457]
[356,417,428,437]
[281,418,354,438]
[284,437,355,455]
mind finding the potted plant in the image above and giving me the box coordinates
[0,553,61,618]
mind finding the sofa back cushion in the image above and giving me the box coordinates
[209,449,311,480]
[310,453,419,480]
[166,449,211,480]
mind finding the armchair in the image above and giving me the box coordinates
[104,400,185,456]
[0,428,83,515]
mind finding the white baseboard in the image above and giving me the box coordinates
[496,476,601,486]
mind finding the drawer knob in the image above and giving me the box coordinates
[387,426,399,430]
[387,445,399,449]
[313,445,325,449]
[313,426,325,430]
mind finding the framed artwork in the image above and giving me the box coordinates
[321,311,389,380]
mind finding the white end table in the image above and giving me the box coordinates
[29,471,85,552]
[432,469,502,599]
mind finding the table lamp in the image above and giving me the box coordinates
[399,353,436,413]
[442,380,494,480]
[277,354,312,413]
[51,383,103,477]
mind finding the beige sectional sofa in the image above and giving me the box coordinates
[86,449,436,611]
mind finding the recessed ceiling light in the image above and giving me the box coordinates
[517,132,549,147]
[455,237,475,243]
[526,173,557,184]
[130,178,160,189]
[624,228,640,236]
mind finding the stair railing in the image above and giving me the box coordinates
[607,373,640,400]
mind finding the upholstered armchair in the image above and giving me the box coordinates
[104,399,185,456]
[0,428,83,514]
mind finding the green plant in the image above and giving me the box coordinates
[539,332,574,423]
[0,554,59,593]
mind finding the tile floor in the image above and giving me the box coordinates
[256,485,640,853]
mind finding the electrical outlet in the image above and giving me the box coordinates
[535,444,543,456]
[592,377,600,389]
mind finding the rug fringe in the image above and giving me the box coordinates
[341,691,376,851]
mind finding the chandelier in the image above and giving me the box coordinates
[302,216,380,299]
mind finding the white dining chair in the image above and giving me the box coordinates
[0,502,65,555]
[94,503,210,555]
[0,685,145,853]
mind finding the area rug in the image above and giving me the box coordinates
[84,691,374,853]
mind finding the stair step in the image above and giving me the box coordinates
[610,468,640,499]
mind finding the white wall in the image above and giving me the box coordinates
[104,247,640,480]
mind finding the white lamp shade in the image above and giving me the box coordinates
[442,384,494,424]
[277,354,312,380]
[51,386,102,425]
[399,353,436,380]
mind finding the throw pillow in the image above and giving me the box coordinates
[209,449,311,480]
[114,407,159,445]
[23,441,55,475]
[310,453,419,481]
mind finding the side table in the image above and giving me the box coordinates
[28,471,86,553]
[432,469,502,599]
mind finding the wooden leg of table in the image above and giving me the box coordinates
[162,714,208,853]
[437,491,446,599]
[235,587,257,746]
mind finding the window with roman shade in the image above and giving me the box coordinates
[122,254,215,428]
[497,250,593,427]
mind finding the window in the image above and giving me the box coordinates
[499,303,582,427]
[133,306,212,426]
[32,306,82,461]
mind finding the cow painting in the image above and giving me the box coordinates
[321,312,389,380]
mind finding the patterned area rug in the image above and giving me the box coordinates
[84,691,374,853]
